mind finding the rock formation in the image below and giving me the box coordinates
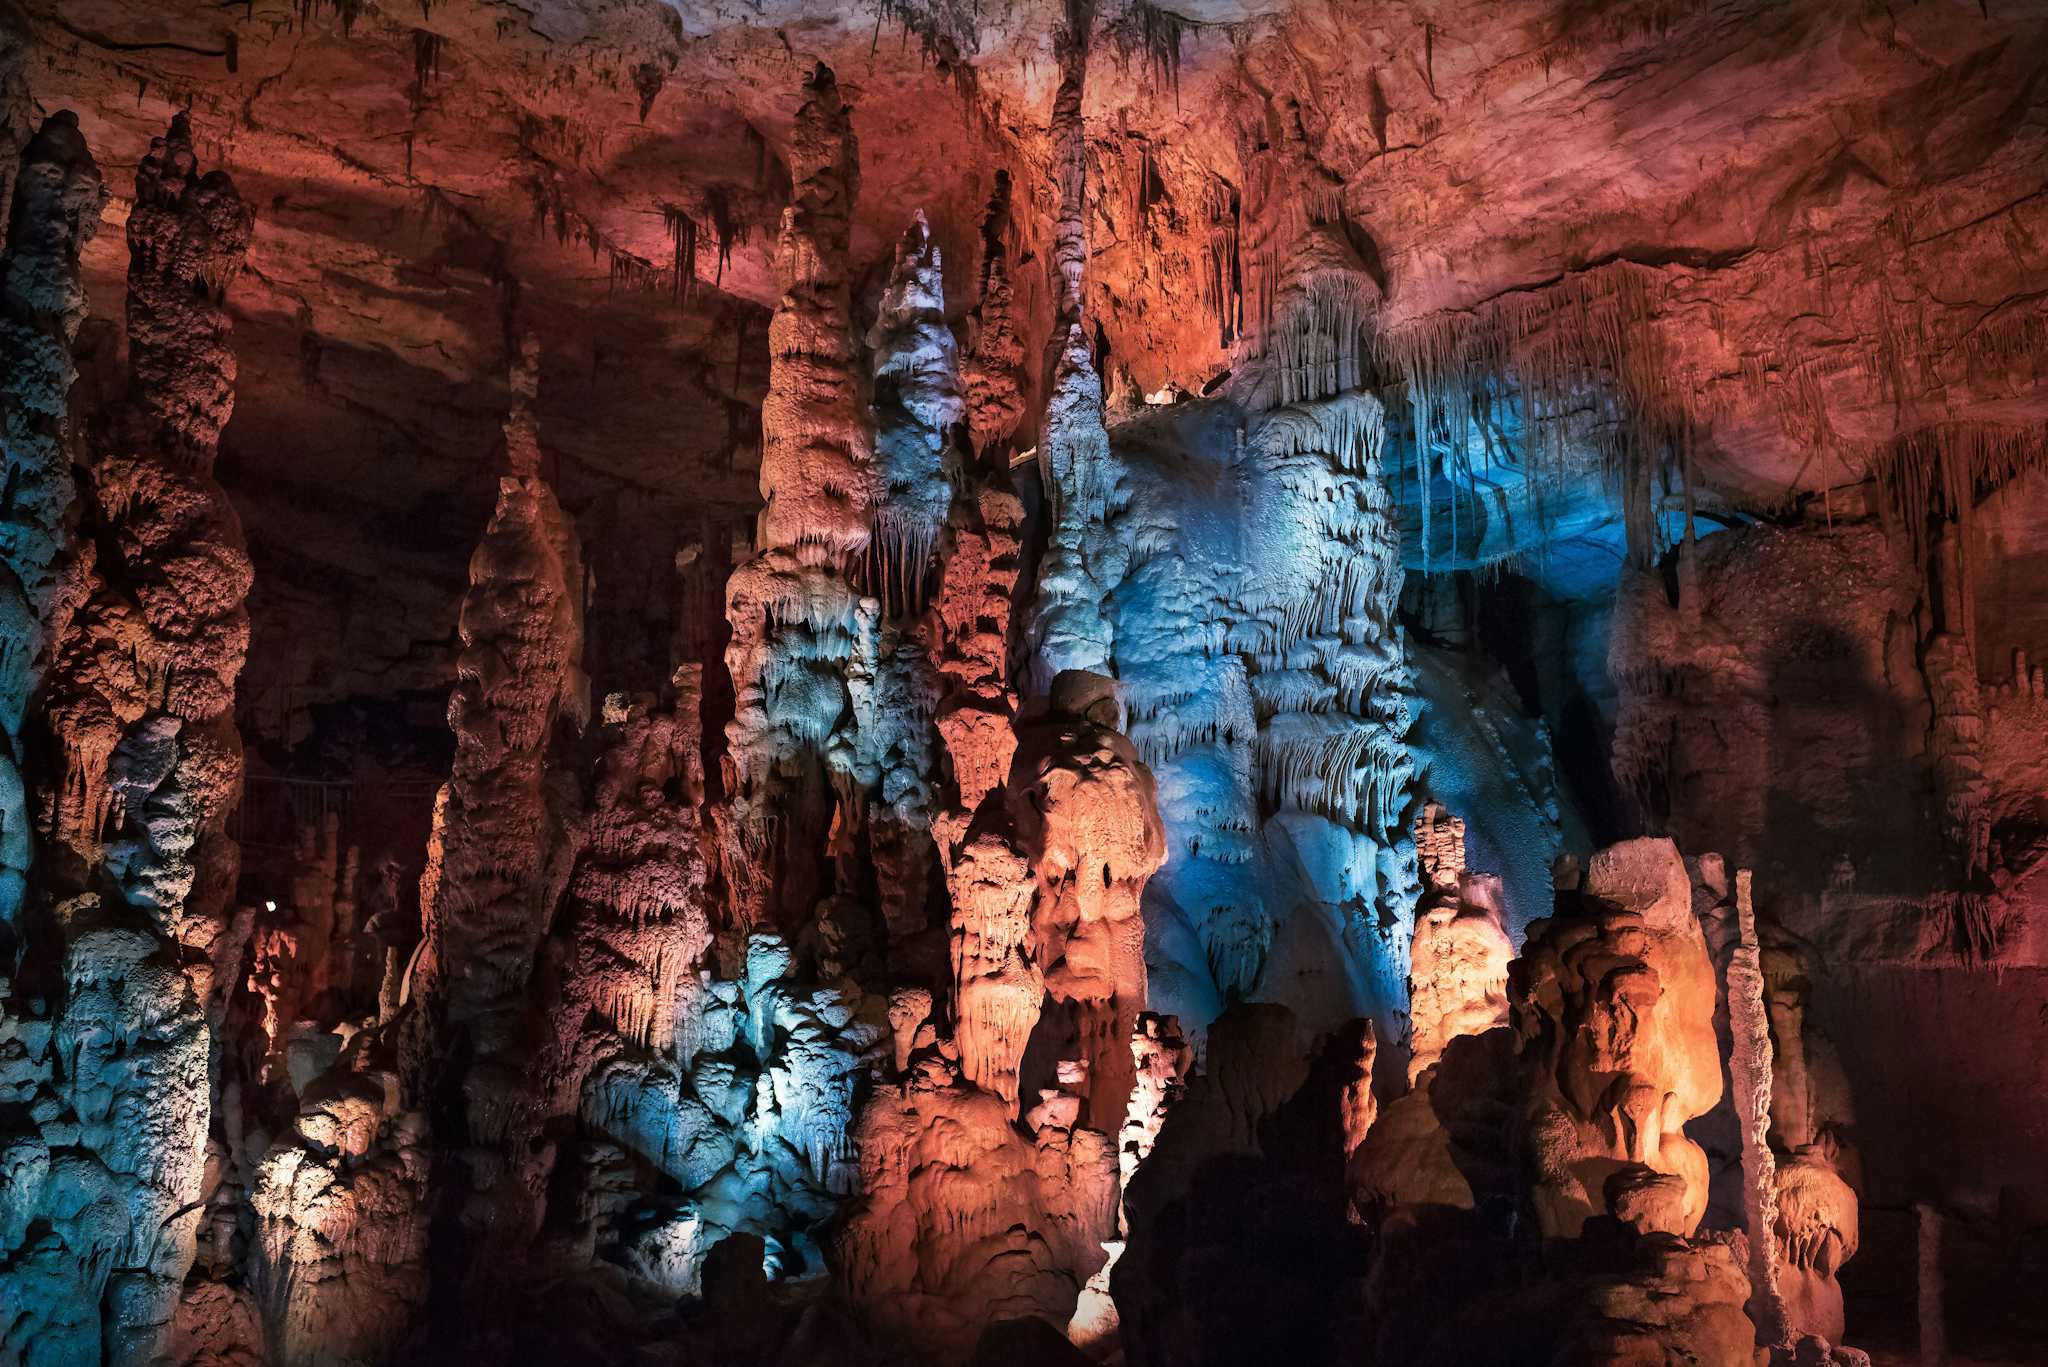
[0,111,101,935]
[7,5,2048,1363]
[404,333,588,1302]
[1513,838,1722,1240]
[718,62,870,938]
[1405,804,1512,1083]
[1,110,260,1367]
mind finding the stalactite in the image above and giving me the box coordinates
[703,183,745,286]
[1376,262,1680,571]
[412,29,442,92]
[1200,174,1244,348]
[863,211,962,616]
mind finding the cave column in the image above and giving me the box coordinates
[717,63,870,939]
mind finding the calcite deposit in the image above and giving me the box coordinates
[5,2,2048,1364]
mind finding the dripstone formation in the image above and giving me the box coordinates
[6,2,2048,1365]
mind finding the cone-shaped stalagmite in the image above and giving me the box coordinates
[405,333,588,1299]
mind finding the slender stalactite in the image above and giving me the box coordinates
[405,332,588,1308]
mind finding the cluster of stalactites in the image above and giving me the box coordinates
[1260,224,1380,410]
[1239,393,1413,843]
[1377,262,1679,572]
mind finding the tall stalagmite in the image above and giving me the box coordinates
[1023,14,1121,693]
[934,179,1028,859]
[405,333,588,1298]
[719,63,871,937]
[0,108,120,1367]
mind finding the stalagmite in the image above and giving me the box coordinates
[1918,1202,1945,1366]
[1016,672,1168,1132]
[934,182,1028,862]
[946,820,1043,1108]
[963,170,1029,462]
[541,680,712,1113]
[929,476,1025,856]
[405,332,587,1297]
[1026,326,1121,690]
[1,112,258,1366]
[1404,805,1511,1083]
[1727,868,1789,1348]
[249,1050,429,1367]
[718,64,870,936]
[839,1025,1120,1363]
[1513,838,1722,1239]
[1068,1011,1192,1351]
